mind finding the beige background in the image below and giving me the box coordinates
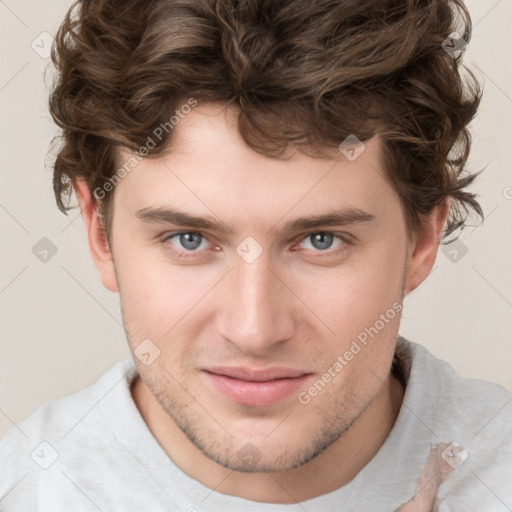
[0,0,511,439]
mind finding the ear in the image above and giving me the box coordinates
[74,180,119,293]
[404,200,450,295]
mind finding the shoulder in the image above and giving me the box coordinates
[1,358,136,444]
[0,358,136,504]
[401,338,512,430]
[396,338,512,509]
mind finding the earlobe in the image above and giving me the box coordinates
[74,180,119,293]
[404,200,450,295]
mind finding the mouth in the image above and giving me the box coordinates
[202,366,313,407]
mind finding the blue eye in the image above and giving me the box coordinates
[165,232,209,252]
[299,232,345,252]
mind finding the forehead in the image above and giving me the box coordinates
[113,103,397,224]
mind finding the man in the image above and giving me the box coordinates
[1,0,511,510]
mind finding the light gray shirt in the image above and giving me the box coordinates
[1,337,511,511]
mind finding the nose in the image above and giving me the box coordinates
[216,252,295,356]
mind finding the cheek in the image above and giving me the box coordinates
[290,240,406,344]
[114,246,218,341]
[290,248,405,405]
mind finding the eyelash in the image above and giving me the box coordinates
[160,231,352,260]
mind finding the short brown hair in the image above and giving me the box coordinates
[48,0,483,244]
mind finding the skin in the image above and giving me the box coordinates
[75,102,448,503]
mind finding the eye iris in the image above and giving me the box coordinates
[311,233,333,250]
[180,233,202,250]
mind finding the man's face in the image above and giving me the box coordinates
[109,103,409,472]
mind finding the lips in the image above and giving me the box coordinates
[206,366,308,381]
[202,366,313,407]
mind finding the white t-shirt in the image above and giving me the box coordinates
[1,337,511,511]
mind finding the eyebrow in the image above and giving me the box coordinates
[134,206,376,234]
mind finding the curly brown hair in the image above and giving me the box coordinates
[48,0,483,244]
